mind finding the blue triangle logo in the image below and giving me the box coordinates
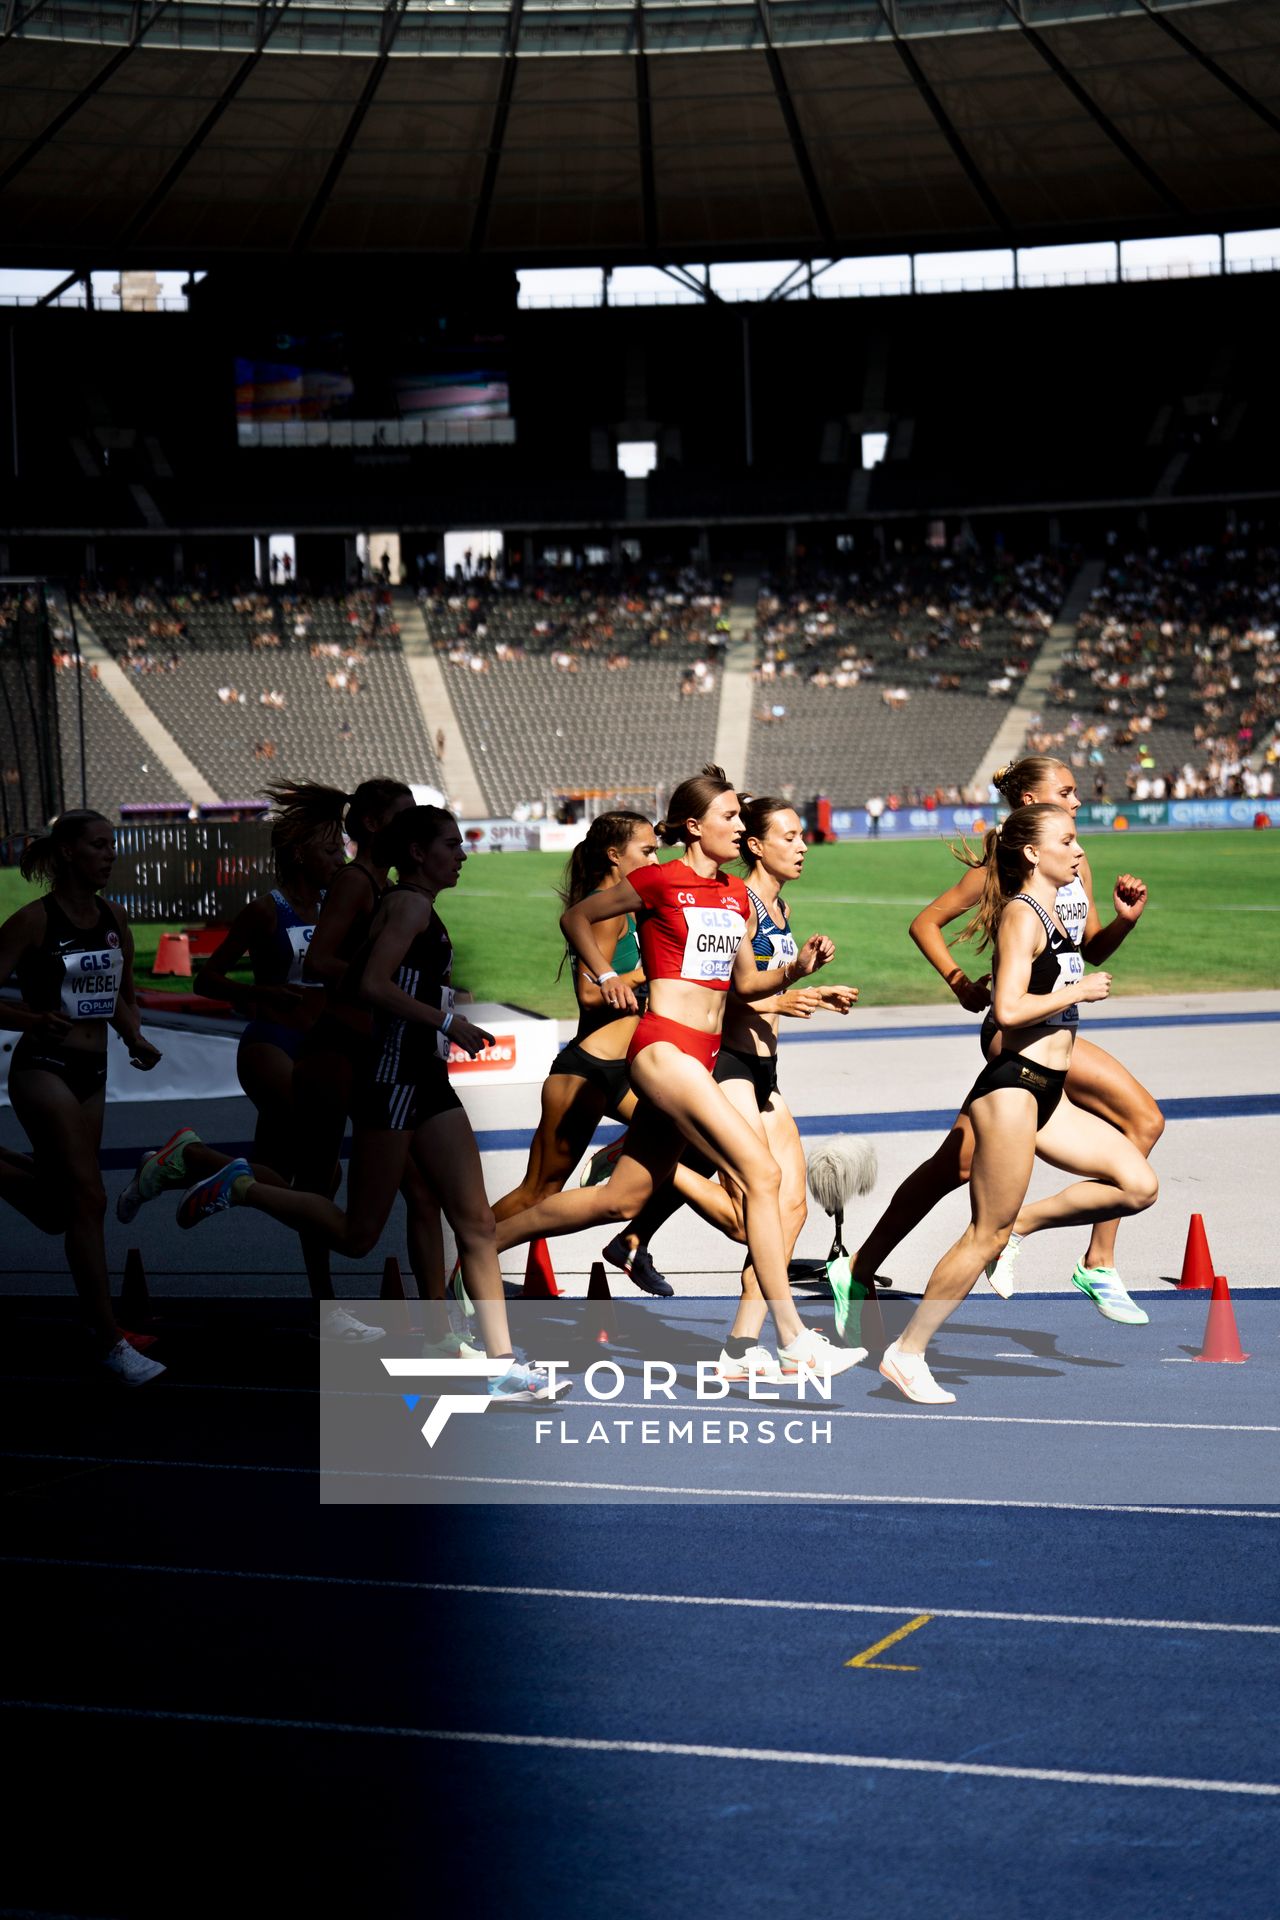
[401,1394,420,1412]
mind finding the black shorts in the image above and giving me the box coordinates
[979,1012,998,1061]
[714,1046,779,1110]
[548,1040,631,1117]
[9,1035,108,1103]
[351,1058,462,1133]
[966,1053,1066,1130]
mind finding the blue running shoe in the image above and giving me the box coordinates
[603,1235,673,1298]
[488,1356,572,1403]
[176,1157,253,1229]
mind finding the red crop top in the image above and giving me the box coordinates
[628,860,751,991]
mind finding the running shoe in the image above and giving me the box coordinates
[321,1305,386,1344]
[878,1339,955,1406]
[487,1357,572,1403]
[100,1337,166,1386]
[1070,1261,1149,1326]
[420,1327,484,1361]
[714,1344,783,1384]
[777,1326,867,1379]
[580,1140,624,1188]
[117,1126,202,1224]
[176,1157,253,1229]
[985,1230,1024,1300]
[603,1235,673,1298]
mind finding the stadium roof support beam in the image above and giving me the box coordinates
[754,0,833,250]
[123,2,291,246]
[3,0,53,42]
[470,0,525,255]
[1002,0,1186,218]
[35,269,89,307]
[0,0,170,196]
[634,3,657,256]
[293,0,408,254]
[1135,0,1280,139]
[878,0,1010,237]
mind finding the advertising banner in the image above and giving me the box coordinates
[458,818,531,854]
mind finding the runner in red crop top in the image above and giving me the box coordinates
[493,767,866,1382]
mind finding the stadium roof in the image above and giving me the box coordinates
[1,0,1278,267]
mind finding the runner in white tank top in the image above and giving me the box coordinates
[850,755,1163,1327]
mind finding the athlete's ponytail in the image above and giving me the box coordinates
[263,778,411,853]
[991,755,1070,807]
[558,811,653,911]
[19,810,110,889]
[657,764,734,847]
[373,804,456,876]
[954,803,1068,951]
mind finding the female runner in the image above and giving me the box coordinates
[491,765,862,1380]
[879,803,1158,1404]
[665,796,858,1380]
[177,807,563,1400]
[489,811,674,1295]
[853,755,1161,1323]
[187,802,345,1178]
[0,811,165,1383]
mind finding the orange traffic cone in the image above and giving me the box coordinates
[1178,1214,1215,1291]
[1196,1274,1249,1363]
[523,1238,560,1299]
[152,932,192,978]
[586,1260,617,1346]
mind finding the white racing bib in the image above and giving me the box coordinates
[285,922,319,987]
[1044,946,1084,1028]
[1056,877,1089,950]
[680,907,743,983]
[434,985,457,1061]
[59,945,124,1022]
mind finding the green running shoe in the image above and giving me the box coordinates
[117,1126,201,1223]
[1070,1261,1149,1326]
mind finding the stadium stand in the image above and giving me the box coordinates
[745,551,1065,807]
[76,589,445,802]
[1030,542,1280,800]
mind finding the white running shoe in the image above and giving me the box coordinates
[777,1327,867,1379]
[100,1337,166,1386]
[879,1339,956,1405]
[714,1344,784,1384]
[985,1231,1023,1300]
[321,1305,386,1344]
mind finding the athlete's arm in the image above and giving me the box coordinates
[107,906,161,1069]
[0,904,68,1038]
[561,883,645,1013]
[573,912,644,1012]
[195,897,296,1018]
[304,865,371,991]
[991,904,1111,1029]
[359,893,494,1056]
[734,925,834,1001]
[908,865,992,1012]
[1077,854,1148,964]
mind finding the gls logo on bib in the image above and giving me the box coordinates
[680,907,741,982]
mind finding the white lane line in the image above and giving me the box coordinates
[530,1402,1280,1436]
[3,1701,1276,1797]
[7,1556,1277,1637]
[5,1453,1274,1517]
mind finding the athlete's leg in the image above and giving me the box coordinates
[1062,1037,1164,1268]
[491,1072,609,1221]
[495,1099,682,1252]
[0,1140,69,1233]
[410,1109,516,1360]
[236,1039,301,1185]
[896,1091,1038,1358]
[9,1071,116,1349]
[850,1114,974,1287]
[240,1128,410,1258]
[1011,1096,1159,1236]
[728,1092,809,1344]
[284,1045,352,1300]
